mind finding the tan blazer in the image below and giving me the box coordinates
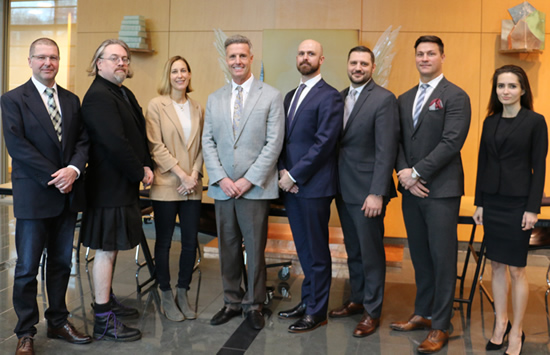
[145,95,204,201]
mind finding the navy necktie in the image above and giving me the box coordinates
[287,84,307,122]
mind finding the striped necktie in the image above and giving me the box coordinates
[413,83,429,128]
[45,87,62,141]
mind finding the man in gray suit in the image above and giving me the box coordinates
[202,34,284,330]
[390,36,471,353]
[329,46,399,338]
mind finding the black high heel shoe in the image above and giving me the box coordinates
[504,331,525,355]
[485,321,512,350]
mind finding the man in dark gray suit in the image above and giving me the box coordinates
[328,46,399,338]
[390,36,471,353]
[202,34,284,330]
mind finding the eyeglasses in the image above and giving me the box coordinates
[100,55,130,65]
[31,55,59,62]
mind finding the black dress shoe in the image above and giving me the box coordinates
[210,306,242,326]
[93,311,142,342]
[486,321,512,350]
[288,314,327,333]
[246,310,265,330]
[47,321,92,344]
[278,303,307,319]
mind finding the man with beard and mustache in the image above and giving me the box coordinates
[202,34,284,330]
[80,39,153,341]
[328,46,399,338]
[277,39,343,333]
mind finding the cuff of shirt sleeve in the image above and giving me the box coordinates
[68,165,80,179]
[287,171,296,183]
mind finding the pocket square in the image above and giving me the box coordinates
[428,98,443,111]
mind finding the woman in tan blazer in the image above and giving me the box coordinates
[145,56,204,322]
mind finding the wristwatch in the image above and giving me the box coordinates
[411,168,420,180]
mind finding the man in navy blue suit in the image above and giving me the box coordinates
[277,39,344,333]
[2,38,91,355]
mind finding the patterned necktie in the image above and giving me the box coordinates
[413,83,429,128]
[287,83,307,122]
[45,87,62,141]
[343,89,357,128]
[232,86,243,137]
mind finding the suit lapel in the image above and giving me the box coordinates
[221,84,234,143]
[23,81,61,148]
[344,81,374,135]
[57,87,73,152]
[186,98,201,150]
[161,96,187,148]
[403,87,417,133]
[288,79,324,136]
[234,79,261,143]
[414,78,448,133]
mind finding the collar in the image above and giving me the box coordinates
[300,74,322,88]
[31,76,58,95]
[349,78,371,96]
[232,74,254,92]
[418,73,444,89]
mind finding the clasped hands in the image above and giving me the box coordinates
[219,177,252,199]
[278,169,299,194]
[48,167,77,194]
[177,171,199,196]
[397,168,429,198]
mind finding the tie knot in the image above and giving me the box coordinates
[236,86,243,93]
[420,83,429,90]
[45,87,55,97]
[349,89,357,98]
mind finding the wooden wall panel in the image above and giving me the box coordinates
[170,0,276,31]
[78,0,170,33]
[362,0,482,33]
[273,0,361,30]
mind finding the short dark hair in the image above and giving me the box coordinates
[487,64,533,116]
[347,45,375,64]
[414,35,444,54]
[29,38,59,57]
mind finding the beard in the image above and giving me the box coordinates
[297,61,319,76]
[348,71,371,86]
[113,70,127,84]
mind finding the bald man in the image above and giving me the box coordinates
[277,39,344,333]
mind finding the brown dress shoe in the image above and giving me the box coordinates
[328,302,364,318]
[47,321,92,344]
[352,313,380,337]
[16,336,34,355]
[389,314,431,331]
[417,329,449,353]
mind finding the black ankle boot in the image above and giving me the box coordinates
[94,311,141,342]
[109,293,139,318]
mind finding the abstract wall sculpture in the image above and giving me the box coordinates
[501,1,545,52]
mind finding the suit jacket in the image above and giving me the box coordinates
[202,78,284,200]
[475,108,547,213]
[278,78,343,198]
[396,77,471,198]
[1,79,89,218]
[81,75,152,207]
[145,95,204,201]
[338,80,399,204]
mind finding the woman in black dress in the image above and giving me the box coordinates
[473,65,547,355]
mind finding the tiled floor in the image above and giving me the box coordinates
[0,200,549,354]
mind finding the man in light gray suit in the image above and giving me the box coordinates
[390,35,471,354]
[202,34,284,331]
[329,46,399,338]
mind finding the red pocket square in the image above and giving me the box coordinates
[428,98,443,111]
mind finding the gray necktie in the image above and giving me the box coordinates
[343,89,357,128]
[233,86,243,137]
[45,87,62,141]
[413,83,429,128]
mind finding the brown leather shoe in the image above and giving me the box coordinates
[389,314,431,331]
[417,329,449,353]
[328,302,364,318]
[47,321,92,344]
[352,313,380,337]
[16,336,34,355]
